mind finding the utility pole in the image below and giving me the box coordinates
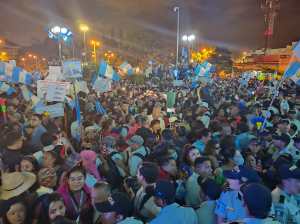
[261,0,280,55]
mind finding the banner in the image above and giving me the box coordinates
[37,80,70,100]
[34,103,64,118]
[63,60,82,79]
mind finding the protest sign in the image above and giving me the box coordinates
[34,103,64,118]
[93,78,112,93]
[63,60,82,79]
[46,66,63,81]
[37,80,70,101]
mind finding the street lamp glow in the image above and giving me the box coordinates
[182,35,188,41]
[60,27,68,34]
[51,26,61,34]
[188,34,196,41]
[79,24,89,32]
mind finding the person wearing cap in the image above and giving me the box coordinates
[215,168,248,223]
[150,180,198,224]
[95,192,143,224]
[127,135,150,176]
[271,134,292,162]
[241,183,280,224]
[196,178,222,224]
[0,171,37,201]
[271,164,300,224]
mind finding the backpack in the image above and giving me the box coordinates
[134,185,155,222]
[132,146,150,160]
[105,151,124,190]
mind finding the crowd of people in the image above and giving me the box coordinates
[0,67,299,224]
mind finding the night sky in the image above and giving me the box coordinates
[0,0,300,52]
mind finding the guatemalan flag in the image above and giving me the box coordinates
[98,60,120,81]
[284,41,300,85]
[120,61,133,76]
[0,62,32,85]
[194,61,212,77]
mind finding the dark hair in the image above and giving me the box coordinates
[158,157,175,167]
[182,144,197,166]
[52,216,75,224]
[21,155,39,172]
[1,198,27,224]
[41,132,57,147]
[139,162,159,184]
[150,119,160,128]
[0,124,22,147]
[66,165,86,179]
[200,128,210,139]
[194,157,211,168]
[203,140,217,156]
[93,181,111,193]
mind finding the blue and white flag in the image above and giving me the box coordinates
[194,61,212,77]
[11,67,32,85]
[283,41,300,85]
[95,100,107,115]
[98,60,120,81]
[120,61,133,76]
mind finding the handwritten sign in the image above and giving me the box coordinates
[37,80,70,101]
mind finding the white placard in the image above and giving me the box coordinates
[46,84,68,102]
[37,80,70,100]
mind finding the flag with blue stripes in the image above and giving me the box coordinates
[98,60,120,81]
[194,61,212,77]
[120,61,133,76]
[95,100,107,115]
[283,41,300,85]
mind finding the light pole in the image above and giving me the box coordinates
[79,24,89,62]
[90,40,100,64]
[174,6,180,69]
[182,34,196,63]
[48,25,73,64]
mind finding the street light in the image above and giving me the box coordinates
[48,25,73,63]
[182,34,196,63]
[79,24,89,61]
[174,6,180,69]
[90,40,100,64]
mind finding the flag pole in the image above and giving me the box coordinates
[260,74,285,131]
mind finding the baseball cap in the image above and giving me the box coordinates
[154,180,176,202]
[95,192,132,217]
[241,183,272,219]
[127,135,144,146]
[278,164,300,180]
[223,166,261,183]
